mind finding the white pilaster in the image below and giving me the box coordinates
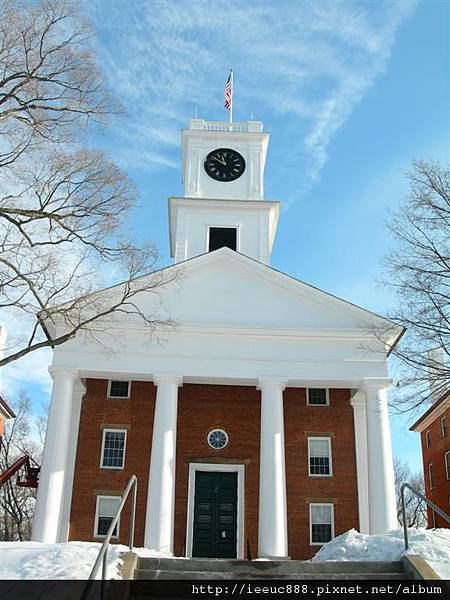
[350,390,370,534]
[144,373,183,552]
[257,377,288,558]
[363,378,397,533]
[32,368,78,543]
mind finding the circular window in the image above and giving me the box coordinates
[207,428,229,450]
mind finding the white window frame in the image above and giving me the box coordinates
[309,503,335,546]
[94,495,121,539]
[425,430,431,450]
[308,437,333,477]
[428,463,435,490]
[107,380,131,399]
[441,417,448,438]
[306,388,330,406]
[206,225,241,253]
[100,428,127,470]
[445,451,450,481]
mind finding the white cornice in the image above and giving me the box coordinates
[410,395,450,432]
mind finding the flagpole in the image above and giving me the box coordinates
[229,69,233,125]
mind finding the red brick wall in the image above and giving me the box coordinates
[420,407,450,528]
[69,381,359,559]
[284,388,359,559]
[69,379,156,545]
[174,384,261,558]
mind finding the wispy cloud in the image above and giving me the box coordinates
[87,0,416,188]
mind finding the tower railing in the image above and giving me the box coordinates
[400,482,450,550]
[188,119,264,133]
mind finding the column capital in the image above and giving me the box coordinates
[48,366,79,381]
[257,377,289,391]
[153,373,183,387]
[361,377,392,391]
[350,389,366,408]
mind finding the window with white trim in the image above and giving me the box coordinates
[101,429,127,469]
[310,503,334,545]
[307,389,329,406]
[445,451,450,481]
[308,437,332,476]
[425,430,431,450]
[441,417,448,439]
[107,380,130,398]
[428,463,435,490]
[95,495,120,538]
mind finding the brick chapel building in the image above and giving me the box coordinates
[411,390,450,528]
[32,118,403,560]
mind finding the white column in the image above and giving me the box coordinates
[257,378,288,558]
[32,368,78,543]
[350,390,370,534]
[363,378,397,533]
[58,379,85,542]
[144,373,182,552]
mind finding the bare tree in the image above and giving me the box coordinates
[0,0,176,367]
[394,458,427,528]
[380,160,450,411]
[0,394,42,541]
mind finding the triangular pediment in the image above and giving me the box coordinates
[132,248,400,340]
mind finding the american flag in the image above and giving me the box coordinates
[224,71,233,110]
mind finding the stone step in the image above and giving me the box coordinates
[134,568,409,581]
[136,558,406,575]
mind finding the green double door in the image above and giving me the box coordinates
[192,471,238,558]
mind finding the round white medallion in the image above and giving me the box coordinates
[207,428,229,450]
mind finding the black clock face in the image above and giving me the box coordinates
[204,148,245,182]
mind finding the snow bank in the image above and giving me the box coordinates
[311,528,450,579]
[0,541,168,580]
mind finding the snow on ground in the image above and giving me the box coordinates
[312,528,450,579]
[0,541,169,580]
[0,529,449,579]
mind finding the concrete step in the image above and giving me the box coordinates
[135,558,406,575]
[134,568,409,581]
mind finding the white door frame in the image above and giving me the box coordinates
[186,462,245,559]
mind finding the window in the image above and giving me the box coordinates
[208,227,237,252]
[428,463,435,490]
[425,430,431,450]
[307,389,329,406]
[95,496,121,538]
[310,503,334,545]
[207,428,229,450]
[308,437,332,476]
[445,452,450,481]
[441,417,448,438]
[101,429,127,469]
[108,380,130,398]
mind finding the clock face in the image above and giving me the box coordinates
[204,148,245,182]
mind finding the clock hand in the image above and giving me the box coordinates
[212,156,226,166]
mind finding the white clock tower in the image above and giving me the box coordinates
[168,119,280,265]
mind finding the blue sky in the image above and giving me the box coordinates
[3,0,449,472]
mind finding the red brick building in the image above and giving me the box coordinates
[33,118,402,560]
[411,391,450,528]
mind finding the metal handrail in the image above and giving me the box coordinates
[82,475,137,599]
[401,482,450,550]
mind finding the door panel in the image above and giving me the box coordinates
[192,471,238,558]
